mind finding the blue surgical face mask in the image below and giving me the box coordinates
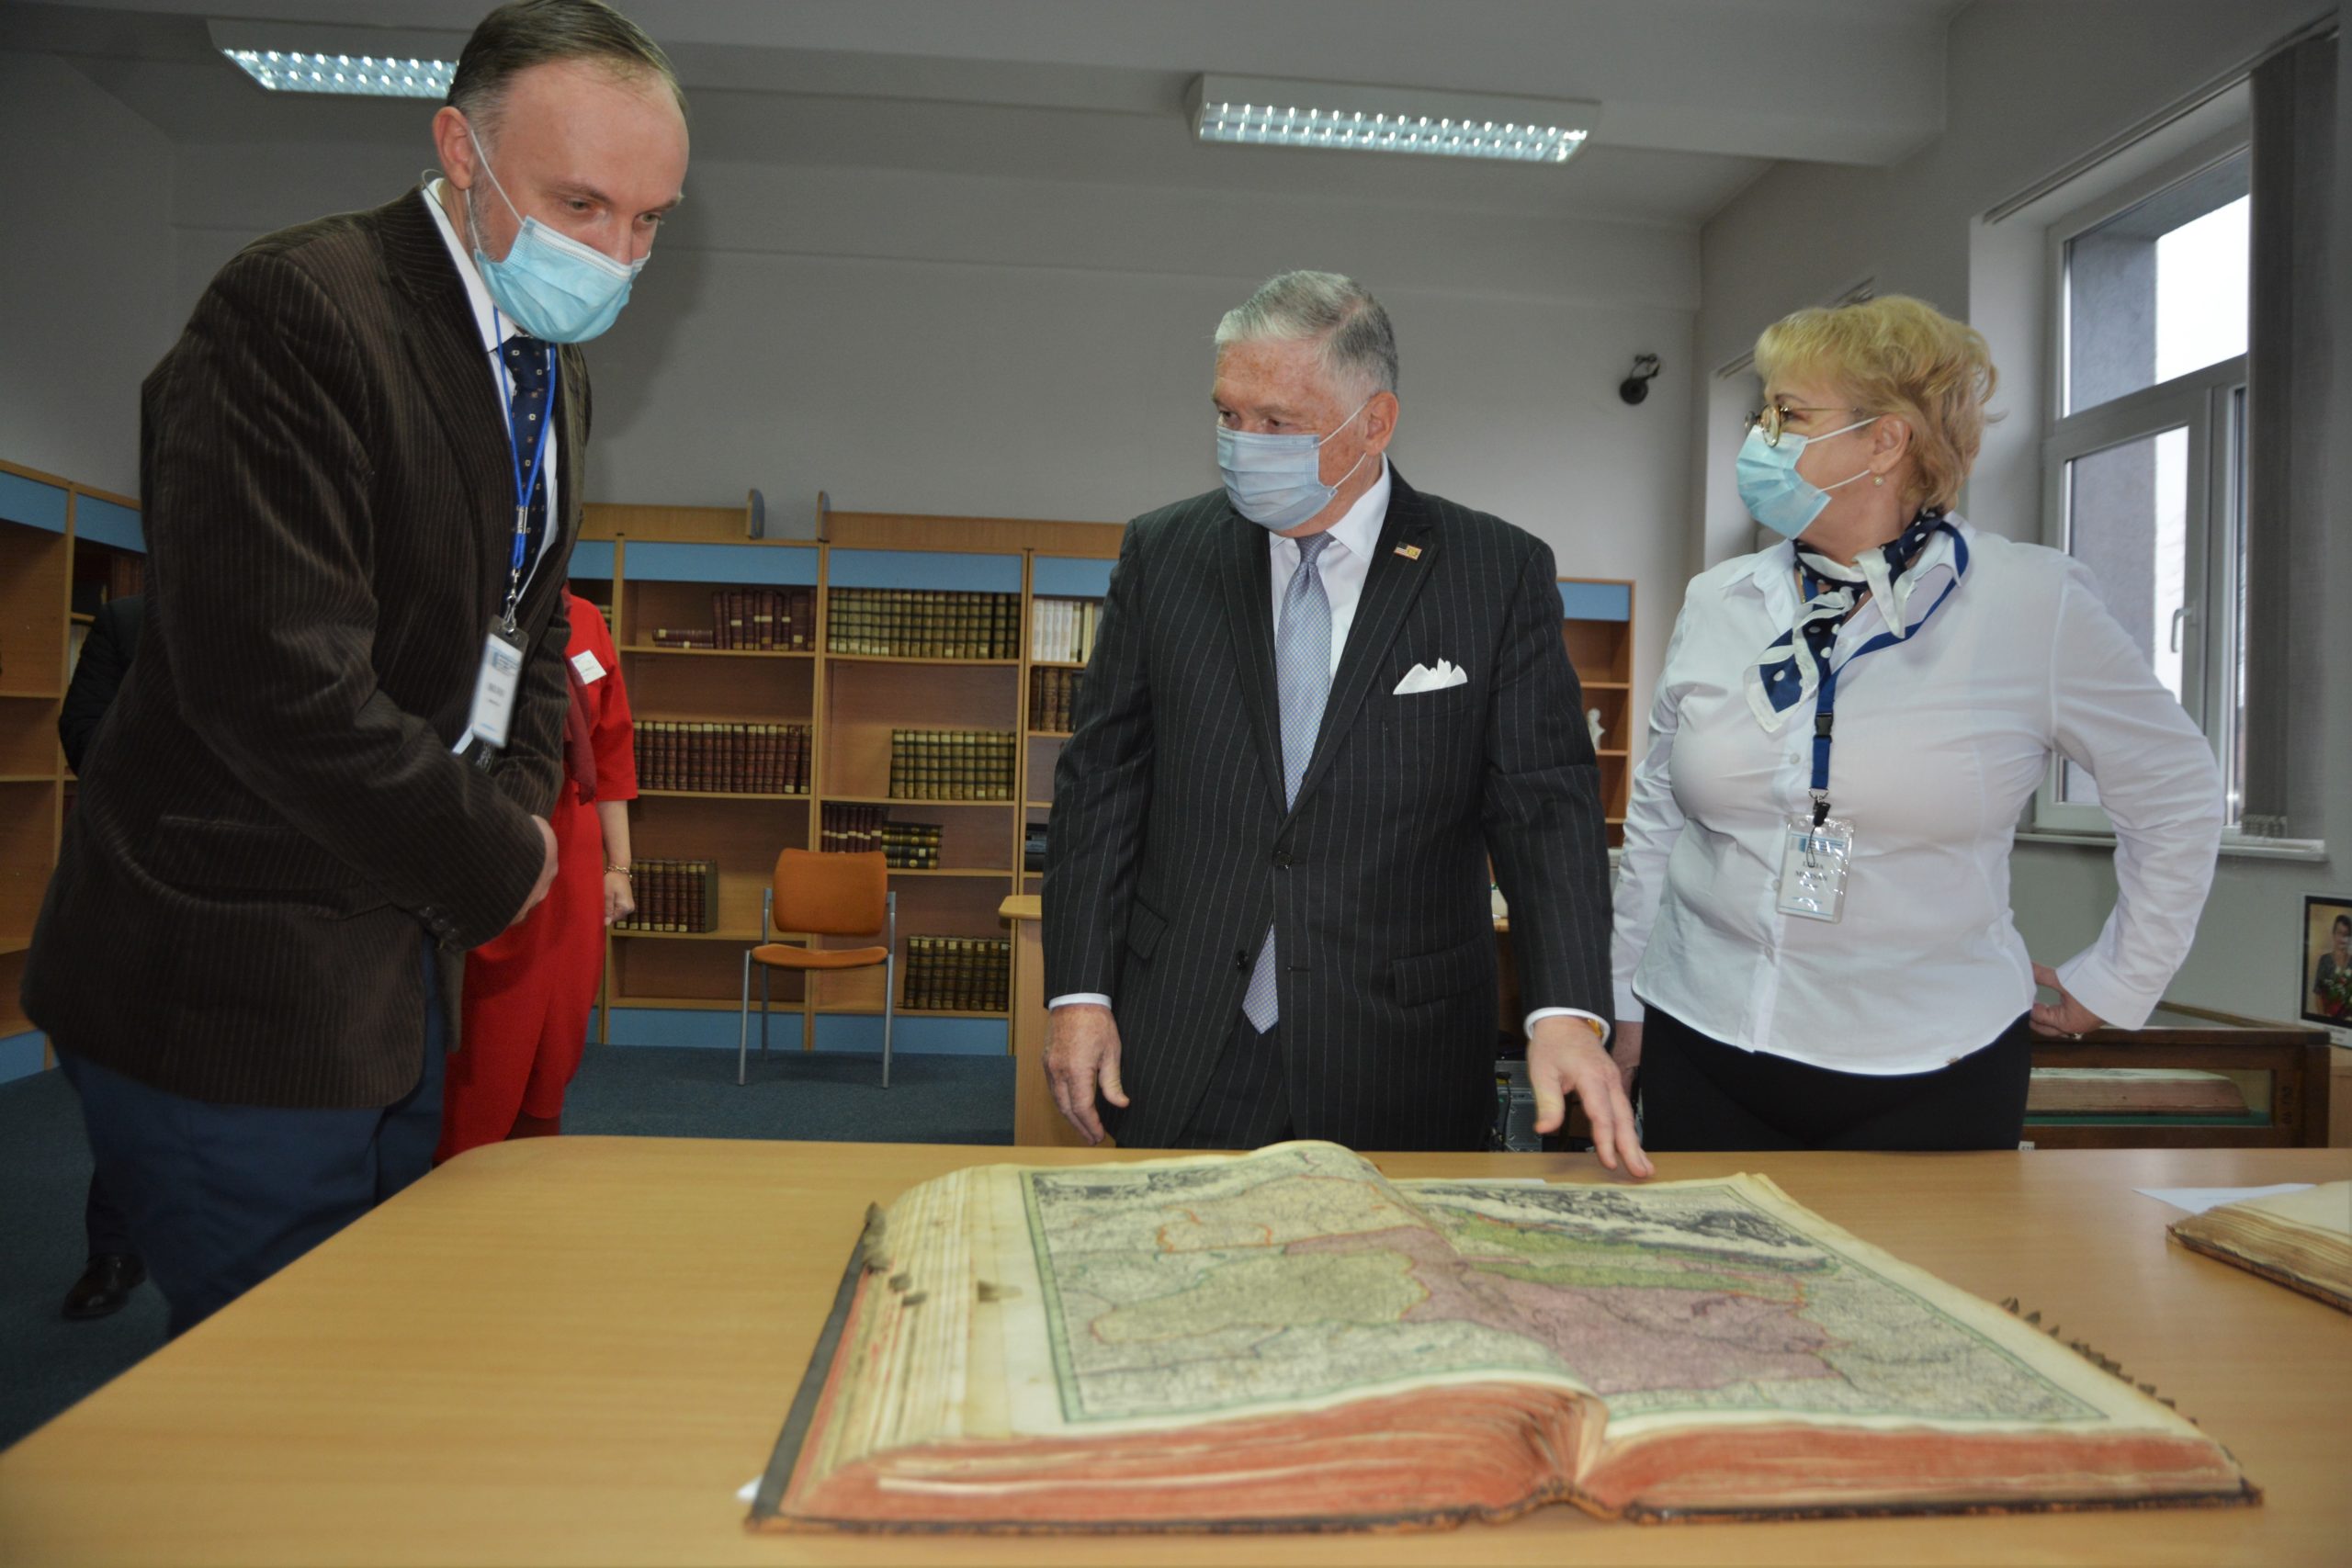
[1217,398,1374,532]
[463,122,646,344]
[1734,416,1877,538]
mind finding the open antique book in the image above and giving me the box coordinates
[2170,1181,2351,1314]
[753,1142,2253,1531]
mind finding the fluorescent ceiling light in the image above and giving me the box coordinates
[1190,74,1597,165]
[208,18,467,100]
[222,49,453,97]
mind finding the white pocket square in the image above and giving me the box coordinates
[1393,659,1467,695]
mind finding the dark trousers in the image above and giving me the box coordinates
[1639,1007,2034,1153]
[59,938,448,1337]
[84,1170,135,1258]
[1167,1013,1295,1150]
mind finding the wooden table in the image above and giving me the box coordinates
[6,1139,2345,1566]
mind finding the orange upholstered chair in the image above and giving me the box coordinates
[739,849,897,1088]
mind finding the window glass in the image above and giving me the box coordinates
[2064,152,2249,414]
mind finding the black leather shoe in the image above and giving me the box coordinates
[62,1254,146,1321]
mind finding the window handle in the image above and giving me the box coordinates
[2169,606,2191,653]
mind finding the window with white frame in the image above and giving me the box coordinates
[2037,147,2250,831]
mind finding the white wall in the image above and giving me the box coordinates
[0,51,176,495]
[1693,0,2349,1025]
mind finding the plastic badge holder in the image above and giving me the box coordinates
[1776,814,1852,923]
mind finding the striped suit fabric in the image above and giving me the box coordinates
[23,189,586,1110]
[1043,473,1612,1151]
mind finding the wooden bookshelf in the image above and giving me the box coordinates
[575,508,1122,1055]
[589,532,822,1044]
[1020,554,1115,895]
[0,459,142,1058]
[1559,577,1637,847]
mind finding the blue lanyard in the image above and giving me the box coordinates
[491,313,557,630]
[1804,525,1969,825]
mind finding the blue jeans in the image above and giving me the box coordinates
[60,938,447,1337]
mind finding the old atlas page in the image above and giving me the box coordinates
[760,1141,2249,1530]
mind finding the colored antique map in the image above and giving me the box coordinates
[1021,1144,2101,1427]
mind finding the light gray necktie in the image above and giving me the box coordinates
[1242,532,1333,1032]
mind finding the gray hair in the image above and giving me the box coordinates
[1215,271,1398,399]
[448,0,685,137]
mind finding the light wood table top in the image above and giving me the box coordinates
[3,1139,2347,1566]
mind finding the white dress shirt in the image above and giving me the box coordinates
[421,183,560,583]
[1611,516,2223,1074]
[1056,458,1604,1044]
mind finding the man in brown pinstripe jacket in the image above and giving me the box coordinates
[22,0,689,1335]
[1044,272,1651,1168]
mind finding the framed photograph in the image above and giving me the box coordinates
[2299,896,2352,1032]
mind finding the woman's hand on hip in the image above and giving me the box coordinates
[2030,961,2105,1038]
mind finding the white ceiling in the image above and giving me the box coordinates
[5,0,1969,226]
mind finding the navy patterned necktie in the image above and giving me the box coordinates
[1747,510,1945,731]
[1243,532,1335,1032]
[499,333,553,587]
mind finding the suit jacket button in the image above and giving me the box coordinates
[1272,850,1292,869]
[1234,949,1250,970]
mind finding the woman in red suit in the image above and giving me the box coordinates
[439,591,639,1160]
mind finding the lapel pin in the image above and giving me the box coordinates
[1394,543,1422,560]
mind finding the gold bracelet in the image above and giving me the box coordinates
[606,865,633,876]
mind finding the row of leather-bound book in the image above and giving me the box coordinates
[888,729,1018,801]
[828,589,1022,660]
[820,803,944,869]
[901,936,1012,1012]
[632,721,811,795]
[609,858,718,934]
[1028,666,1084,733]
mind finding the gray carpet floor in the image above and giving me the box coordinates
[0,1043,1013,1451]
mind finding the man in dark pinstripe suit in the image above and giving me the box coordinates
[22,1,690,1334]
[1044,272,1651,1168]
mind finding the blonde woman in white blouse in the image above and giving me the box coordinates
[1611,296,2222,1151]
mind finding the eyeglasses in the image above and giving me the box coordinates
[1743,402,1860,447]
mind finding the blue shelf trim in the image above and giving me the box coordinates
[0,471,70,534]
[75,495,144,553]
[826,548,1022,593]
[1557,581,1631,622]
[601,1007,1005,1055]
[815,1013,1006,1055]
[569,540,616,580]
[1032,557,1114,599]
[624,541,818,586]
[0,1029,49,1084]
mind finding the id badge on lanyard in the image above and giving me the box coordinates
[1776,808,1854,922]
[469,330,557,761]
[1779,603,1855,924]
[1770,524,1966,924]
[468,623,528,749]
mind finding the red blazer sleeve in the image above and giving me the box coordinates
[572,596,638,800]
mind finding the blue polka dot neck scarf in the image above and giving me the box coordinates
[1746,510,1951,731]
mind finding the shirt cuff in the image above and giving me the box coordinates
[1527,1007,1611,1049]
[2052,954,2159,1032]
[1048,993,1113,1010]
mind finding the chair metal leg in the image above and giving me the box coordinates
[881,952,895,1089]
[737,950,752,1087]
[760,964,772,1058]
[882,890,898,1089]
